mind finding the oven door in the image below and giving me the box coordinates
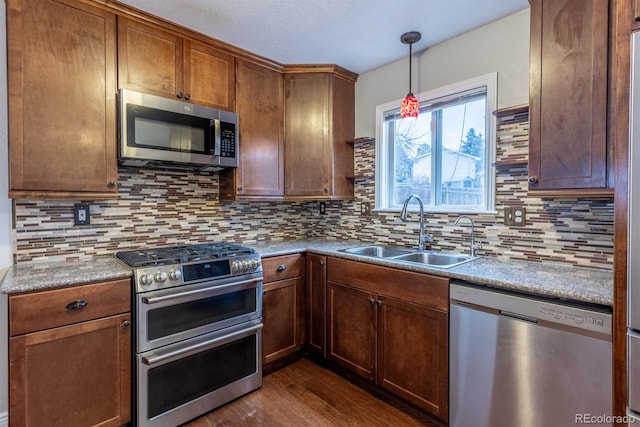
[136,274,262,353]
[137,320,263,427]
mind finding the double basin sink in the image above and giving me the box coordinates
[339,245,476,269]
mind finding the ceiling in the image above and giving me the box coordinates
[117,0,530,74]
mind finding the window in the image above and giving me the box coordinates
[375,73,496,213]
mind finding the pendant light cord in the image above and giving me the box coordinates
[408,42,413,94]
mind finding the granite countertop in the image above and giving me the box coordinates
[248,239,614,307]
[0,239,613,307]
[0,256,132,294]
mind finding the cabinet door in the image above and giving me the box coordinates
[377,296,448,420]
[7,0,117,197]
[183,40,235,110]
[221,60,283,199]
[117,17,183,99]
[284,73,331,197]
[305,254,327,356]
[9,313,131,427]
[327,281,376,380]
[528,0,609,190]
[262,277,304,365]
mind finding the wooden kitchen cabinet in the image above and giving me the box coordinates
[528,0,611,195]
[326,257,449,421]
[261,254,305,366]
[8,278,132,427]
[117,16,235,111]
[283,66,356,200]
[220,59,284,200]
[305,253,327,357]
[6,0,118,199]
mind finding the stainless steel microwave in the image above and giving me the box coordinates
[118,89,238,170]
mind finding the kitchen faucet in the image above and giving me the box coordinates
[454,215,479,257]
[399,194,432,250]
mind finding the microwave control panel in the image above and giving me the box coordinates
[220,122,236,158]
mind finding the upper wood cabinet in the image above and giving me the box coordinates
[219,59,284,200]
[528,0,611,194]
[117,17,235,111]
[7,0,118,199]
[283,67,356,200]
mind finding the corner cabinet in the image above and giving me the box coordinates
[8,279,132,427]
[117,16,235,111]
[7,0,118,199]
[283,66,357,200]
[219,59,284,200]
[326,257,449,421]
[528,0,612,195]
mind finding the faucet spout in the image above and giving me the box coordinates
[454,215,478,257]
[399,194,432,250]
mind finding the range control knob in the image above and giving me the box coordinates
[242,260,250,271]
[139,274,154,286]
[251,259,259,269]
[155,271,168,283]
[231,261,241,273]
[169,270,182,281]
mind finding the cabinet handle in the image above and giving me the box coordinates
[184,93,191,101]
[369,298,375,305]
[528,176,538,184]
[122,320,131,329]
[376,300,382,307]
[66,300,88,310]
[108,181,116,188]
[277,265,287,272]
[176,92,183,99]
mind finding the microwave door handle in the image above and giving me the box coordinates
[213,118,221,155]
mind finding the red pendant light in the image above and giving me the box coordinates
[400,31,422,120]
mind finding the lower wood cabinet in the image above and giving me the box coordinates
[326,257,449,421]
[8,279,131,427]
[305,253,327,357]
[262,254,305,365]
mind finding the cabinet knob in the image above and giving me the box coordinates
[323,188,329,194]
[376,300,382,307]
[66,300,88,310]
[528,176,538,184]
[277,265,287,272]
[184,93,191,101]
[319,261,325,266]
[238,186,244,192]
[176,92,183,99]
[108,181,116,188]
[122,320,131,329]
[369,298,375,305]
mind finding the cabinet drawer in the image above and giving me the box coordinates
[262,254,304,283]
[9,278,131,337]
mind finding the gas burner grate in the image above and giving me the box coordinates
[115,242,255,267]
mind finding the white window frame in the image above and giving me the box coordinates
[374,72,497,214]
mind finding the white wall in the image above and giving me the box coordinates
[0,0,12,422]
[355,8,530,137]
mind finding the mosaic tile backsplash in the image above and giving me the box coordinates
[13,110,614,269]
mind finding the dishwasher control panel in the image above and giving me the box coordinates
[450,283,612,337]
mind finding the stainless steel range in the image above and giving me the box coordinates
[116,243,263,427]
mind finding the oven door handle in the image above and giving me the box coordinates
[141,321,263,366]
[141,277,262,305]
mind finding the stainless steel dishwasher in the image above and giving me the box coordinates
[449,282,613,427]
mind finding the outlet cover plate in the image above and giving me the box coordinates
[504,206,526,226]
[74,203,90,226]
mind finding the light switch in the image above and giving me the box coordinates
[504,206,526,226]
[74,203,90,226]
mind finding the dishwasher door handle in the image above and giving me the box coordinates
[499,309,538,323]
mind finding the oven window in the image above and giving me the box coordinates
[147,289,257,340]
[147,334,257,418]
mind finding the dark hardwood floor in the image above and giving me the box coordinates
[181,358,444,426]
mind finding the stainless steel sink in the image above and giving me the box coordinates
[392,252,475,268]
[340,245,412,258]
[340,245,476,268]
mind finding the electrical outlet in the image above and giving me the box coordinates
[504,206,526,226]
[319,202,326,215]
[360,202,371,216]
[73,203,90,226]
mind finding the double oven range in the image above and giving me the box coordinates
[116,243,263,427]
